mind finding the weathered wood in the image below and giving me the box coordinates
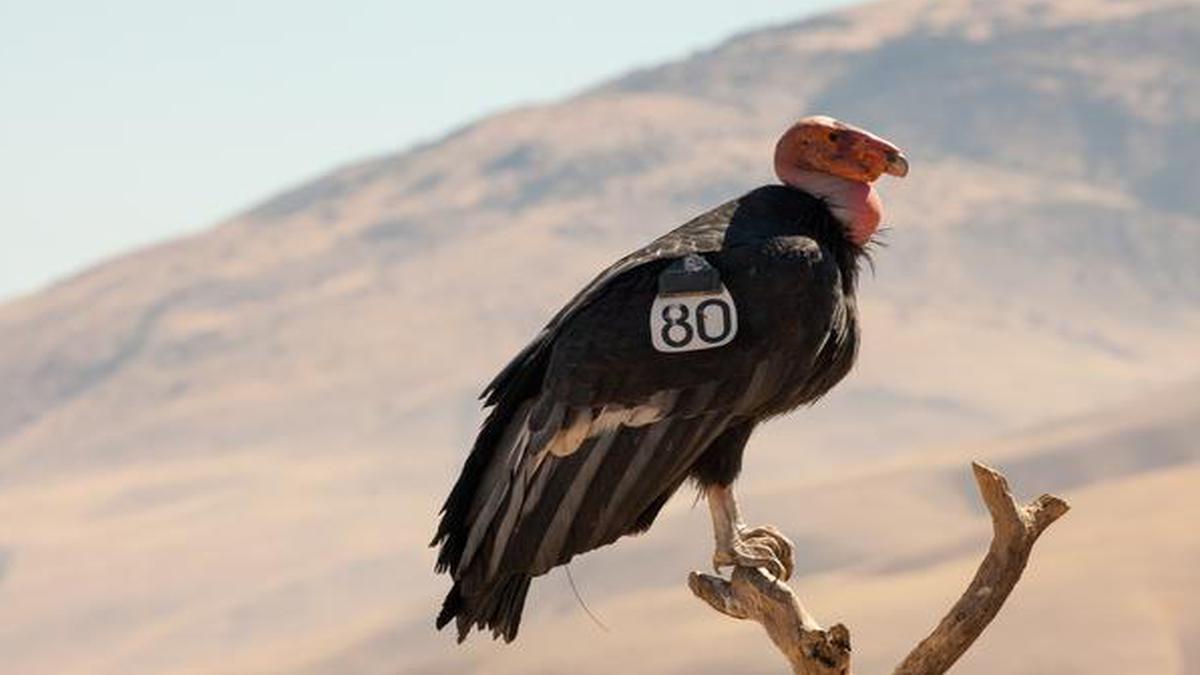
[689,567,851,675]
[890,462,1069,675]
[688,462,1069,675]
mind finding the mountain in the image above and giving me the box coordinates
[0,0,1197,672]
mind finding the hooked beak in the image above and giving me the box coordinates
[884,151,909,178]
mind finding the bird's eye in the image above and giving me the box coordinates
[828,131,841,142]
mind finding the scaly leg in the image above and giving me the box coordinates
[706,484,795,581]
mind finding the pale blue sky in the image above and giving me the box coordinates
[0,0,852,301]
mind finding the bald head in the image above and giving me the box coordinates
[772,116,908,246]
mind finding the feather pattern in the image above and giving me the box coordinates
[433,185,863,642]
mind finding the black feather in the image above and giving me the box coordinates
[432,184,863,641]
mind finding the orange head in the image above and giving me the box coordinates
[774,115,908,184]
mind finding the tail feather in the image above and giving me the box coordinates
[437,575,532,643]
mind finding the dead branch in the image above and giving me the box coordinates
[688,462,1070,675]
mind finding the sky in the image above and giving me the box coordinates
[0,0,854,302]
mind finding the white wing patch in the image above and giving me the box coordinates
[542,391,675,460]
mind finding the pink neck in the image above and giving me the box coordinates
[775,166,881,247]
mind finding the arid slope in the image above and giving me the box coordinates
[0,0,1197,672]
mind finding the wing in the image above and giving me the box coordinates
[430,199,741,579]
[432,186,856,642]
[455,231,846,586]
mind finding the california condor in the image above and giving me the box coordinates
[432,116,909,642]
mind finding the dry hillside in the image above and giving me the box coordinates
[0,0,1197,672]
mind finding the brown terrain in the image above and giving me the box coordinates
[0,0,1197,672]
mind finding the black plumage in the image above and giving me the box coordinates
[432,184,864,642]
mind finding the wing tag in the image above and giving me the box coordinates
[650,255,738,353]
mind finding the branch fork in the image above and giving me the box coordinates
[689,462,1070,675]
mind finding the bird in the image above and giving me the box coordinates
[431,115,909,643]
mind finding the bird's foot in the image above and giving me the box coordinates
[712,524,795,581]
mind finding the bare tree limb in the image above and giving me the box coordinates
[688,461,1070,675]
[689,567,852,675]
[890,462,1069,674]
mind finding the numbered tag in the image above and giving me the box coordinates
[650,285,738,353]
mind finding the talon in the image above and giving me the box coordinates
[713,533,790,580]
[705,487,797,582]
[739,525,796,581]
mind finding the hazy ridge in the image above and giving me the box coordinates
[0,0,1197,672]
